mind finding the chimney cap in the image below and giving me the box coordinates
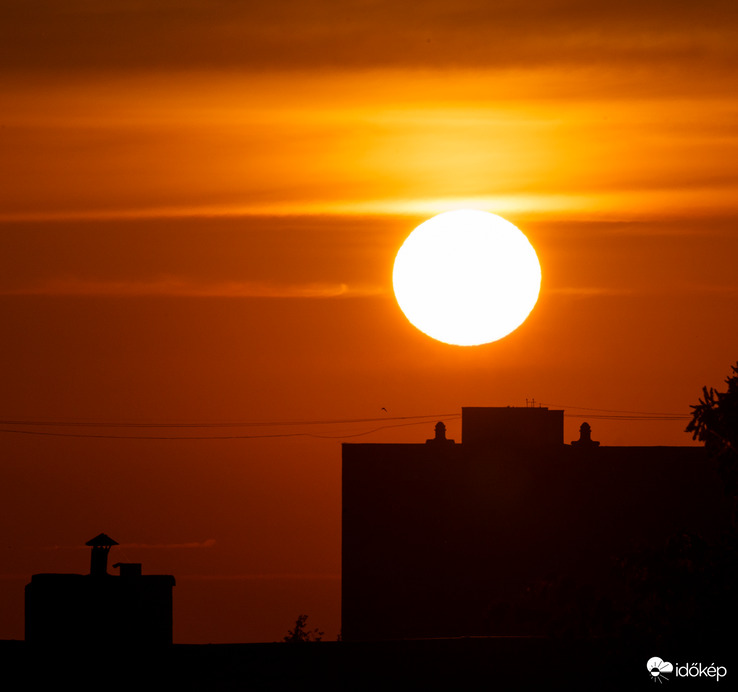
[85,533,118,547]
[426,420,455,444]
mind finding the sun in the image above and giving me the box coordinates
[392,209,541,346]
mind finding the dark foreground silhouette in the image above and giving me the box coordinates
[25,533,174,647]
[12,369,738,688]
[3,634,735,691]
[343,407,732,643]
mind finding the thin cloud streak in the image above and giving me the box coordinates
[3,189,735,224]
[549,287,636,297]
[0,195,589,224]
[2,66,737,223]
[3,277,386,299]
[550,285,738,298]
[2,1,737,74]
[179,573,341,581]
[121,539,217,549]
[40,539,218,550]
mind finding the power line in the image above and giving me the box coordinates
[0,413,458,429]
[542,402,690,417]
[563,414,689,421]
[0,415,461,441]
[0,401,694,442]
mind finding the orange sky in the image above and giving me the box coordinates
[1,1,738,643]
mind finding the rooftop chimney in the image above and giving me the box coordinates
[426,421,455,444]
[571,422,600,448]
[85,533,118,577]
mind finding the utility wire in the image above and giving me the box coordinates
[0,413,457,429]
[0,417,459,441]
[542,403,690,417]
[0,402,693,442]
[563,414,689,421]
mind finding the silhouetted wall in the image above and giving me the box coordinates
[342,407,729,641]
[25,566,175,647]
[462,406,564,450]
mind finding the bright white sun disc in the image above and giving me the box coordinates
[392,209,541,346]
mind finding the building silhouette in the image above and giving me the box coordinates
[25,533,175,647]
[342,406,730,641]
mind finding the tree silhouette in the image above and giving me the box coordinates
[687,362,738,523]
[282,614,324,643]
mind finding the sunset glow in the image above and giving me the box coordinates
[1,0,738,648]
